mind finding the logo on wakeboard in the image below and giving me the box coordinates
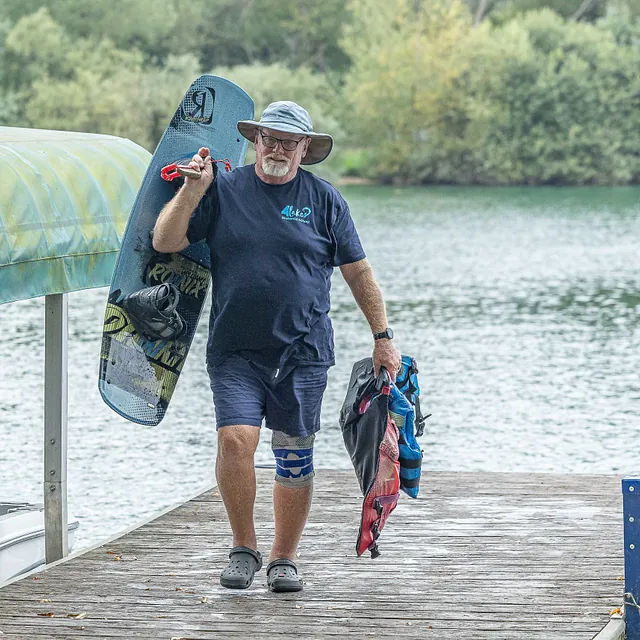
[144,255,209,300]
[181,87,216,125]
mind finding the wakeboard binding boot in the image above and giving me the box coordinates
[122,283,186,341]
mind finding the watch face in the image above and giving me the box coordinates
[386,328,394,340]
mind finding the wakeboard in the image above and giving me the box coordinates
[99,75,254,425]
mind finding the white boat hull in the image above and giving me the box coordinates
[0,503,78,584]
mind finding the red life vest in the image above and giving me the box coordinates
[355,379,401,558]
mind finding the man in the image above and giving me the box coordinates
[152,101,401,592]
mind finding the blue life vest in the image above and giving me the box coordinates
[392,355,430,499]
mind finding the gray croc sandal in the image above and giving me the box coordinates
[220,546,263,589]
[267,558,303,593]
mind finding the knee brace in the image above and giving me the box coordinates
[271,430,315,488]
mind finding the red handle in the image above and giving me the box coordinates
[160,163,181,181]
[160,158,233,182]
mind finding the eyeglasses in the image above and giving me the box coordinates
[259,130,305,151]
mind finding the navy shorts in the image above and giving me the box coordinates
[207,355,329,438]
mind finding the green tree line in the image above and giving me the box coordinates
[1,0,639,184]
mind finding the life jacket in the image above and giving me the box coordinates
[340,355,429,558]
[394,356,429,498]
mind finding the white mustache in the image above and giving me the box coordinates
[265,154,289,162]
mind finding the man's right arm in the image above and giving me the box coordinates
[152,147,214,253]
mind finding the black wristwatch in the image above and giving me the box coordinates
[373,328,394,340]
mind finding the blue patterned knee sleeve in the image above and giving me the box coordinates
[271,431,316,487]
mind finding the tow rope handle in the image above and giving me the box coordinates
[160,157,232,182]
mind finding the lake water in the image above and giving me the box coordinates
[1,185,639,552]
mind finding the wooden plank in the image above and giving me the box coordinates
[0,470,624,639]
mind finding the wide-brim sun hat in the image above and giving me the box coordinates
[237,101,333,165]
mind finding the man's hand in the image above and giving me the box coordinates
[373,339,402,382]
[185,147,216,191]
[152,147,214,254]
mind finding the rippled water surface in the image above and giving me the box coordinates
[1,185,639,551]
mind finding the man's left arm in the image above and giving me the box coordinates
[340,258,402,380]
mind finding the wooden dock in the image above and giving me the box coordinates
[0,470,625,639]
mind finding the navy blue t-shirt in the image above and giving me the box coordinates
[187,165,365,369]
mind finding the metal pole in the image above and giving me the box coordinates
[44,293,69,562]
[624,478,640,639]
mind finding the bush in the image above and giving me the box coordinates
[343,3,640,185]
[441,10,640,185]
[341,148,375,177]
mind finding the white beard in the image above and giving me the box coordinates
[262,156,291,177]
